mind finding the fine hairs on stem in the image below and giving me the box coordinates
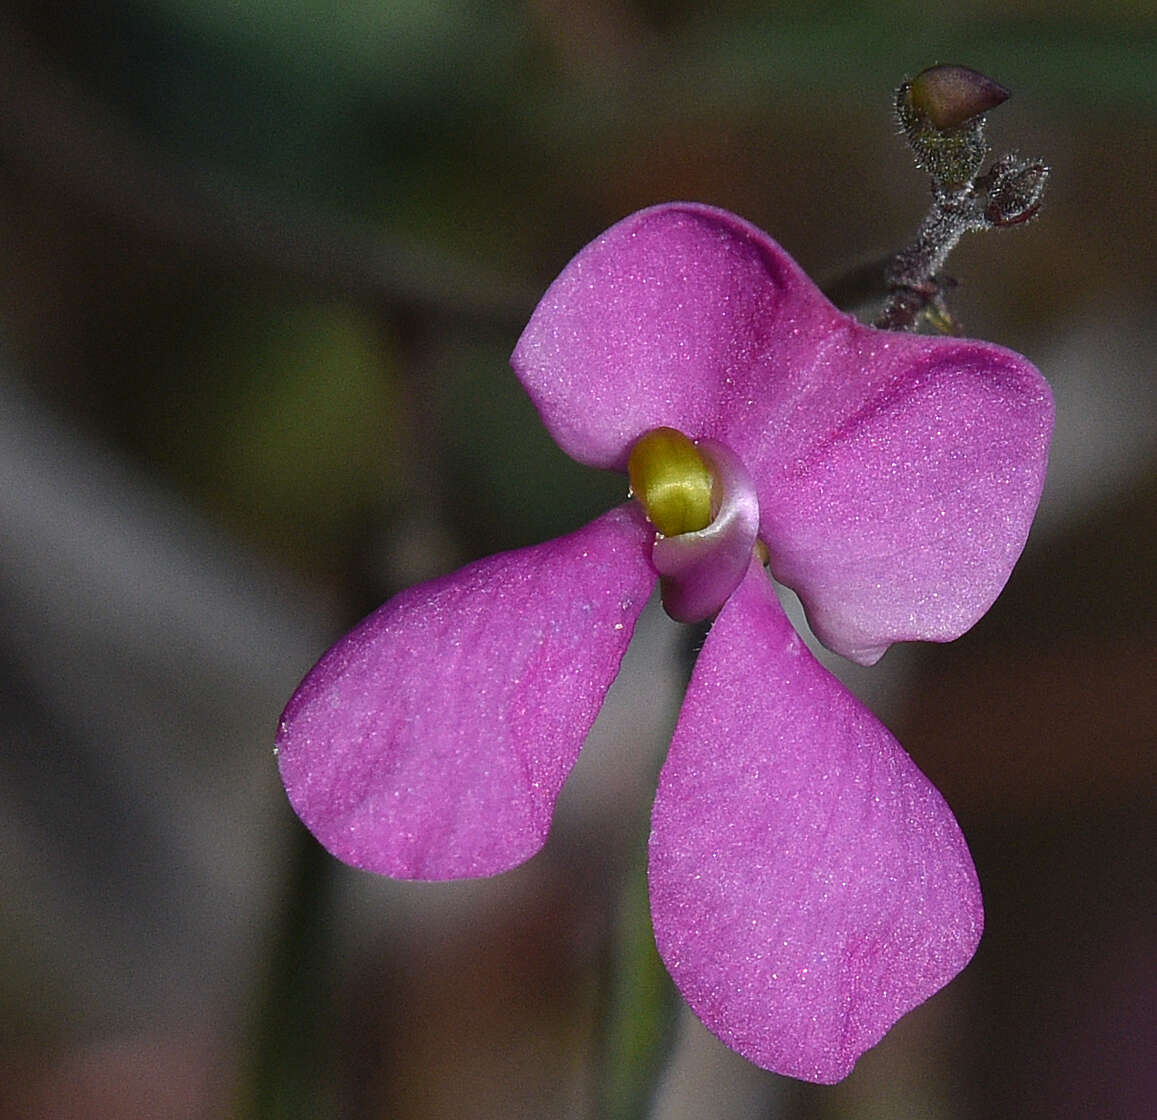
[876,64,1048,334]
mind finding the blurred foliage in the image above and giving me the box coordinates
[440,339,625,554]
[148,299,403,570]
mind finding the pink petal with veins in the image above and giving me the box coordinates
[649,560,983,1082]
[277,505,656,880]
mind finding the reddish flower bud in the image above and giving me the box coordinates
[906,65,1010,130]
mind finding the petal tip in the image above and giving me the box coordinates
[649,562,985,1082]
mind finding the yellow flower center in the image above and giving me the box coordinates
[627,427,713,537]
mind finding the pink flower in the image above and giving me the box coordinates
[276,203,1053,1082]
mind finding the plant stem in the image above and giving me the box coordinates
[236,824,338,1120]
[596,848,681,1120]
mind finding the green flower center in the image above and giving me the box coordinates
[627,427,713,537]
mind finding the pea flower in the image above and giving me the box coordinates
[276,203,1052,1082]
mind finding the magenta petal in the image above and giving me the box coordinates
[649,560,983,1083]
[512,202,1052,662]
[511,203,838,472]
[277,505,657,880]
[760,337,1054,664]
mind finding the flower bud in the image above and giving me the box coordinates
[906,65,1009,130]
[895,65,1010,186]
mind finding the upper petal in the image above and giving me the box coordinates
[277,505,657,880]
[512,202,1052,662]
[511,202,840,472]
[648,560,983,1083]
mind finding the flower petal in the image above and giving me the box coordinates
[758,335,1054,664]
[648,560,983,1083]
[513,202,1052,662]
[277,505,657,880]
[511,202,839,472]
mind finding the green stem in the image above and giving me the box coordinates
[236,824,339,1120]
[596,842,681,1120]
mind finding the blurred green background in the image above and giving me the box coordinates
[1,2,1153,1118]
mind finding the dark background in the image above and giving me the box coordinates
[1,2,1153,1117]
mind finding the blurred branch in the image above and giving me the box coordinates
[0,14,535,330]
[237,829,339,1120]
